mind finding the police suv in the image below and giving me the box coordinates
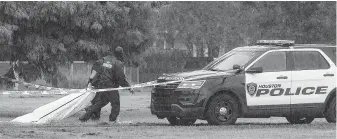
[150,40,336,125]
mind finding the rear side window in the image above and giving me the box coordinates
[250,51,286,72]
[319,47,336,65]
[293,51,330,70]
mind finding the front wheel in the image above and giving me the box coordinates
[206,94,239,125]
[167,117,196,126]
[286,116,315,124]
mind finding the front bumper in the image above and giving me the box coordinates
[150,81,206,119]
[151,103,205,119]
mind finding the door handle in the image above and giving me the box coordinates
[323,73,334,77]
[277,76,288,79]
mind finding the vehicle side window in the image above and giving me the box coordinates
[324,48,337,65]
[250,51,286,72]
[293,51,330,70]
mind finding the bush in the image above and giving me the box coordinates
[58,66,89,89]
[138,47,215,82]
[138,48,189,82]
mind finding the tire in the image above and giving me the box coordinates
[286,116,315,124]
[206,93,239,125]
[325,97,336,123]
[167,117,196,126]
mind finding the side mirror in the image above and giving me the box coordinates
[246,67,263,73]
[233,64,241,70]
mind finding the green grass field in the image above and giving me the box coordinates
[0,91,336,139]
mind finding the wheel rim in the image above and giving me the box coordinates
[214,101,233,122]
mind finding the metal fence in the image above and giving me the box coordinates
[1,58,212,88]
[66,61,139,84]
[0,61,11,76]
[0,61,140,90]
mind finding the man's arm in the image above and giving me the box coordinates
[87,70,97,89]
[114,61,130,87]
[87,61,101,89]
[114,61,134,95]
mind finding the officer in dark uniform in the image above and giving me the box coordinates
[80,46,134,122]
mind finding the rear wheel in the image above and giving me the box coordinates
[286,116,315,124]
[206,94,239,125]
[167,117,196,126]
[325,97,336,123]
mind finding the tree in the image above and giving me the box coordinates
[156,1,336,57]
[0,1,335,87]
[0,1,159,87]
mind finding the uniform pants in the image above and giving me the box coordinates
[89,92,102,116]
[87,90,120,121]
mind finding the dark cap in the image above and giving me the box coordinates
[114,46,124,62]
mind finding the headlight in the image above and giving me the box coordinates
[177,80,206,89]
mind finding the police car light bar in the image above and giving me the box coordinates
[256,40,295,47]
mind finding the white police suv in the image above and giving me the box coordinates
[151,40,336,125]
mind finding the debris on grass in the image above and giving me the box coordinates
[20,130,35,133]
[82,132,102,136]
[125,109,140,111]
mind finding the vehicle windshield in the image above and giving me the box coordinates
[204,50,263,71]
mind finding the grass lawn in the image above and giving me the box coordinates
[0,90,335,139]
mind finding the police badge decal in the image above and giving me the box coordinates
[246,82,257,96]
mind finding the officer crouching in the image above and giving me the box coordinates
[80,46,134,122]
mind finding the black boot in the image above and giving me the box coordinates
[79,112,93,122]
[109,114,118,122]
[91,112,101,121]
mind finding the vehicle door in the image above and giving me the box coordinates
[245,50,292,115]
[289,49,336,114]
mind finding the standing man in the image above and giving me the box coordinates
[80,46,134,122]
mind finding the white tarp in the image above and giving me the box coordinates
[11,90,95,124]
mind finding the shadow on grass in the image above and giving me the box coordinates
[0,112,28,118]
[125,122,292,127]
[2,121,335,130]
